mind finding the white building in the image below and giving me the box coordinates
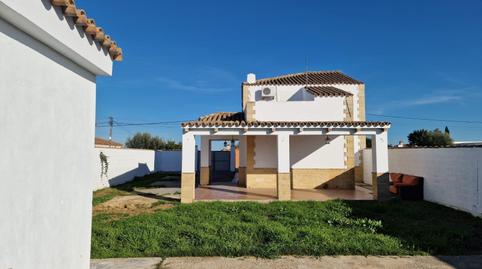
[180,71,391,203]
[0,1,121,268]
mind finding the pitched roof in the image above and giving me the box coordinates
[50,0,122,61]
[182,112,390,128]
[95,137,123,147]
[244,71,363,86]
[305,86,352,97]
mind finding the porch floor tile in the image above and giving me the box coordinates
[195,183,373,201]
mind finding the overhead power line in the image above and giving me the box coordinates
[96,114,482,129]
[114,120,188,127]
[367,113,482,125]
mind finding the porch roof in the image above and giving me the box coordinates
[181,112,390,128]
[305,86,352,97]
[242,71,363,85]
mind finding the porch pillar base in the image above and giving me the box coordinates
[200,167,210,186]
[277,173,291,201]
[181,172,195,203]
[372,172,390,201]
[238,167,247,187]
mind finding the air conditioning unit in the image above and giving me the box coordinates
[261,87,276,99]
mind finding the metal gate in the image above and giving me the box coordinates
[211,151,233,182]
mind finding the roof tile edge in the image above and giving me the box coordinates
[50,0,123,62]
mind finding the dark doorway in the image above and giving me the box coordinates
[211,151,233,183]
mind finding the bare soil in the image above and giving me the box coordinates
[93,195,175,216]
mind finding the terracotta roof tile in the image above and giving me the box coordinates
[244,71,363,86]
[50,0,123,61]
[305,86,352,97]
[182,112,390,128]
[95,137,123,147]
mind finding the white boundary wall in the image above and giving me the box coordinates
[94,148,156,190]
[155,150,183,172]
[93,149,185,190]
[363,148,482,216]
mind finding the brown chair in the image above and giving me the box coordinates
[389,173,403,194]
[398,175,424,201]
[390,174,424,201]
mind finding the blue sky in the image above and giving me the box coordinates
[80,0,482,145]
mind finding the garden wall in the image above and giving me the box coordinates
[93,148,191,190]
[155,150,183,172]
[363,148,482,216]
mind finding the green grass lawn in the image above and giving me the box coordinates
[91,199,482,258]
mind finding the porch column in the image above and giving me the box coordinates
[181,132,196,203]
[371,130,390,201]
[238,136,247,187]
[277,133,291,200]
[200,136,210,186]
[230,139,236,172]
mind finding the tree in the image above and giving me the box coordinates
[125,132,182,150]
[407,128,453,147]
[444,126,450,135]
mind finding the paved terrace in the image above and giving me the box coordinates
[91,256,482,269]
[195,183,373,201]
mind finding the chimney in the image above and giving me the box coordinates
[247,73,256,84]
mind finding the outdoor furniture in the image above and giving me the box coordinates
[389,173,403,194]
[389,173,424,201]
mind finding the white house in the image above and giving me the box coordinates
[0,1,121,268]
[180,71,390,203]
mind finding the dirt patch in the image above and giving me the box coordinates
[94,195,176,216]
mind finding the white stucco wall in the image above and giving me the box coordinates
[253,136,277,168]
[253,135,345,169]
[92,149,184,190]
[248,84,358,122]
[94,148,156,190]
[363,148,482,216]
[254,98,345,122]
[290,136,345,169]
[0,17,97,269]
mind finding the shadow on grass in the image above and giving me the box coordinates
[345,199,482,255]
[93,172,182,205]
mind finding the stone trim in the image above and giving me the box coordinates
[292,168,355,189]
[242,84,249,112]
[246,102,255,121]
[246,169,277,188]
[181,173,195,203]
[277,173,291,200]
[200,167,209,186]
[344,95,355,172]
[238,167,247,187]
[355,84,367,182]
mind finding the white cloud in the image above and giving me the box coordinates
[371,86,480,114]
[156,77,233,94]
[403,95,463,106]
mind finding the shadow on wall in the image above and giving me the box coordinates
[107,163,151,186]
[313,168,356,189]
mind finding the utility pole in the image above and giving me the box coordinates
[108,116,114,142]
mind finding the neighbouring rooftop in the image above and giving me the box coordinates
[95,137,123,148]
